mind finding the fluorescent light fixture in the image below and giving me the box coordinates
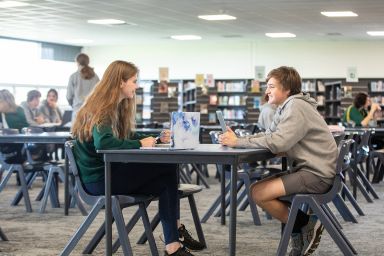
[171,35,202,40]
[198,14,237,21]
[367,31,384,36]
[265,33,296,38]
[321,11,358,17]
[87,19,126,25]
[0,1,30,8]
[65,38,94,44]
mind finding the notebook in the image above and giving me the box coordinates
[140,112,201,150]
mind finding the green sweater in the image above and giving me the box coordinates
[74,125,151,184]
[342,105,367,127]
[1,106,29,131]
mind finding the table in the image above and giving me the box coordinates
[98,144,274,256]
[0,132,72,215]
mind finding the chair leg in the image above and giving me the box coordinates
[16,168,32,212]
[0,227,8,241]
[276,201,300,256]
[60,199,104,256]
[356,167,379,199]
[322,204,343,230]
[137,213,160,245]
[11,171,36,206]
[242,176,261,225]
[0,166,15,192]
[348,167,373,202]
[341,183,365,216]
[138,202,159,256]
[40,168,55,213]
[83,218,114,254]
[332,194,358,223]
[188,194,207,247]
[201,181,231,223]
[112,197,133,256]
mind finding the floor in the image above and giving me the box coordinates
[0,165,383,256]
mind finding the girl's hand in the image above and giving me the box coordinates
[218,127,238,147]
[140,137,157,147]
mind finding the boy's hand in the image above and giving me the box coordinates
[218,127,237,147]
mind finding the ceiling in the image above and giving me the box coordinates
[1,0,383,46]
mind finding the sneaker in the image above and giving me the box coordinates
[301,215,324,256]
[288,233,303,256]
[164,246,194,256]
[178,224,205,251]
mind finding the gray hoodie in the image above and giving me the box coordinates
[236,92,337,182]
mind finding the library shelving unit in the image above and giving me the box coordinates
[150,81,179,124]
[246,80,264,124]
[302,79,326,117]
[368,80,384,108]
[135,87,144,124]
[324,80,343,124]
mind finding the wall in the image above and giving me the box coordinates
[84,40,384,79]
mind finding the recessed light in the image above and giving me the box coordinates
[198,14,237,21]
[367,31,384,36]
[265,33,296,38]
[321,11,358,17]
[87,19,126,25]
[170,35,202,40]
[0,1,29,8]
[65,39,94,44]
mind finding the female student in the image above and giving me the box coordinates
[39,89,62,123]
[71,60,202,256]
[0,89,29,164]
[219,66,338,256]
[343,92,381,127]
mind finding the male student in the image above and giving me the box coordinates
[219,66,338,256]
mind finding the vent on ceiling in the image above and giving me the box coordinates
[221,34,243,38]
[326,32,342,36]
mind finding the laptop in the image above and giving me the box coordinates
[141,112,200,150]
[60,110,72,127]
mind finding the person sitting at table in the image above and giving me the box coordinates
[343,92,381,127]
[39,89,62,124]
[219,66,338,256]
[258,94,276,130]
[20,90,45,126]
[71,60,204,256]
[0,89,29,164]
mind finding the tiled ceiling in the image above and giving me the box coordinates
[0,0,383,46]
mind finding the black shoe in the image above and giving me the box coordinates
[178,224,205,251]
[164,246,194,256]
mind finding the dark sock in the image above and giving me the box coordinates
[292,210,310,233]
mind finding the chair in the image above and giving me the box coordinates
[60,140,157,256]
[201,130,266,225]
[370,148,384,183]
[276,139,358,256]
[0,128,35,212]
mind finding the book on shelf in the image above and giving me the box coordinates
[317,80,325,92]
[251,80,260,93]
[136,94,143,104]
[370,81,383,92]
[200,104,208,114]
[208,113,216,123]
[253,96,261,109]
[195,74,204,86]
[209,95,218,105]
[168,85,177,98]
[316,95,325,106]
[160,102,169,113]
[343,85,353,98]
[158,81,168,93]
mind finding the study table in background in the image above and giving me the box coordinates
[0,132,72,215]
[98,144,274,256]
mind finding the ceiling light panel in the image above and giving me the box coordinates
[321,11,358,17]
[171,35,202,40]
[367,31,384,36]
[0,1,29,8]
[87,19,126,25]
[198,14,237,21]
[265,33,296,38]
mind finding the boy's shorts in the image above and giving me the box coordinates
[281,170,333,195]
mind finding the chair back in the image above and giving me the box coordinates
[209,130,222,144]
[21,127,47,163]
[0,128,19,135]
[333,133,345,146]
[352,130,371,164]
[65,140,99,205]
[336,139,353,175]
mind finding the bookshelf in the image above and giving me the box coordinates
[324,81,342,124]
[151,81,179,124]
[302,79,326,117]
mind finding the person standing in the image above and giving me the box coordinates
[67,53,99,122]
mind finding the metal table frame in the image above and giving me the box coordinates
[99,144,274,256]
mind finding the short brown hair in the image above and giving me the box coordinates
[353,92,368,109]
[266,66,301,96]
[27,90,41,102]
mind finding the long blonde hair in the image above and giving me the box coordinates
[72,60,138,142]
[0,89,18,113]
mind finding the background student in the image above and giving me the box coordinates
[67,53,99,122]
[219,66,338,256]
[343,92,381,127]
[71,60,203,256]
[39,89,62,124]
[20,90,45,126]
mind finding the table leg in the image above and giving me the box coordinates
[229,162,238,256]
[105,162,112,255]
[64,155,69,215]
[221,165,226,225]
